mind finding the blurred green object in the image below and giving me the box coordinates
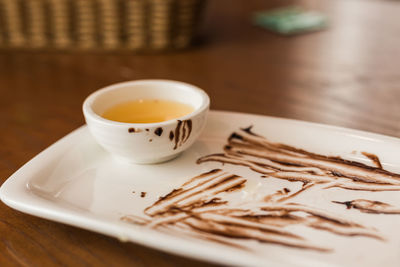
[253,6,328,35]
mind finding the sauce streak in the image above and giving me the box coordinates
[122,126,400,253]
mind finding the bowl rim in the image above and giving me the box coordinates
[82,79,210,128]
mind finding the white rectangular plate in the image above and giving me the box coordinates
[2,111,400,267]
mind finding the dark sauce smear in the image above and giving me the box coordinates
[333,199,400,214]
[123,168,383,252]
[154,127,163,136]
[128,128,141,133]
[198,127,400,191]
[122,126,400,253]
[172,120,192,150]
[362,152,383,169]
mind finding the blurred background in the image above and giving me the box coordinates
[1,0,399,140]
[0,0,206,50]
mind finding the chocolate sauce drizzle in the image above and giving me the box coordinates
[172,120,192,150]
[122,126,400,254]
[333,199,400,214]
[128,128,141,133]
[197,127,400,192]
[361,152,383,169]
[154,127,163,137]
[122,168,383,252]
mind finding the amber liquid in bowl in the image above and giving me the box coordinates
[101,99,194,123]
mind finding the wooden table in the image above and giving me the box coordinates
[1,0,400,266]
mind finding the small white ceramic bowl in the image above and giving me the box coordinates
[83,80,210,164]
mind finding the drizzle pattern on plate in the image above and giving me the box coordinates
[122,126,400,252]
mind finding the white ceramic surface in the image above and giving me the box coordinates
[2,110,400,267]
[83,80,209,163]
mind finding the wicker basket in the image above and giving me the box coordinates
[0,0,206,51]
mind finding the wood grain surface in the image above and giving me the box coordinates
[1,0,400,266]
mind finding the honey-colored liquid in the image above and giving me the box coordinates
[101,99,195,123]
